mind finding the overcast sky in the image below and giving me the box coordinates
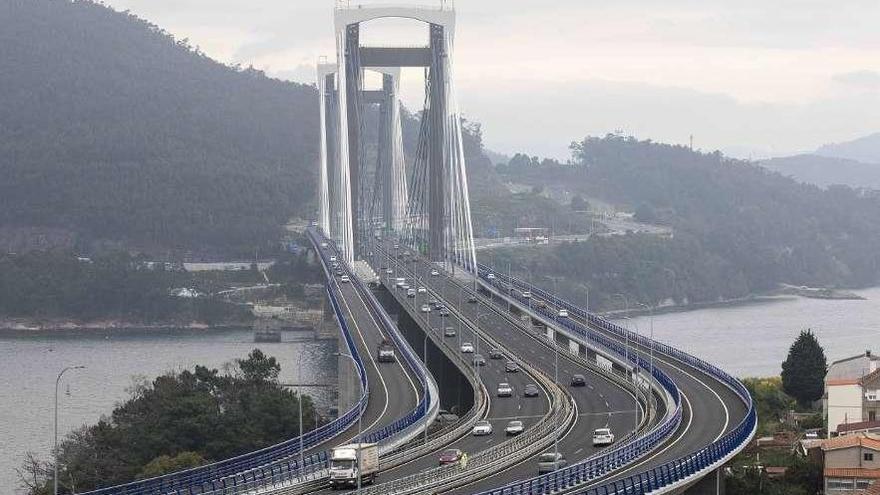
[105,0,880,160]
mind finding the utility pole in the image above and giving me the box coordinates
[55,365,86,495]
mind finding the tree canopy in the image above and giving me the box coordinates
[23,350,315,494]
[781,329,828,407]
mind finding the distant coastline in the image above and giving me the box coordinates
[0,318,249,333]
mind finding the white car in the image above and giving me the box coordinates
[430,269,440,276]
[386,268,393,274]
[505,420,524,436]
[522,291,532,299]
[340,275,350,283]
[472,420,492,436]
[487,273,496,280]
[329,256,337,262]
[406,289,416,298]
[592,428,615,446]
[420,304,431,313]
[417,286,427,294]
[558,309,569,318]
[460,342,475,353]
[497,382,513,397]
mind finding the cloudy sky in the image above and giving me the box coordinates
[105,0,880,160]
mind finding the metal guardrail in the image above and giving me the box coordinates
[479,266,757,495]
[75,251,371,495]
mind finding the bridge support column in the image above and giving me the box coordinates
[683,467,725,495]
[427,23,447,262]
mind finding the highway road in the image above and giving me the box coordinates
[307,241,424,458]
[479,267,749,492]
[369,244,640,493]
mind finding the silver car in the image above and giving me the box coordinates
[537,452,567,474]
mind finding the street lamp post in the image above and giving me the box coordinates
[612,293,639,433]
[297,354,306,471]
[634,302,654,423]
[55,365,85,495]
[335,352,363,494]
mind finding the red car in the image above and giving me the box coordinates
[438,448,463,465]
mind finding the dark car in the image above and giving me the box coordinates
[438,448,463,465]
[570,374,586,387]
[523,383,540,397]
[489,348,504,359]
[335,269,344,276]
[443,327,456,337]
[473,354,487,366]
[467,295,478,303]
[505,361,520,373]
[439,309,450,317]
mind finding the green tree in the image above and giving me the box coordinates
[570,194,589,212]
[781,329,827,407]
[137,452,206,479]
[236,349,281,383]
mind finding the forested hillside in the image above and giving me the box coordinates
[0,0,318,255]
[494,135,880,310]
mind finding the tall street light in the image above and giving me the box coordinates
[612,293,639,433]
[335,352,363,494]
[296,353,306,471]
[634,302,654,424]
[55,365,86,495]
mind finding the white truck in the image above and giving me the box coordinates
[329,443,379,488]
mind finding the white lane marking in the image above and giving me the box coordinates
[335,282,392,440]
[347,277,420,401]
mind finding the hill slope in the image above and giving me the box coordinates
[0,0,318,255]
[759,154,880,190]
[494,136,880,309]
[816,132,880,164]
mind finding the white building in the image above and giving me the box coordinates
[826,351,880,436]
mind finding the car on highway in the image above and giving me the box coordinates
[557,309,569,318]
[537,301,548,309]
[443,327,456,337]
[522,291,532,299]
[473,354,487,366]
[537,452,567,473]
[472,420,492,436]
[385,268,393,274]
[593,428,615,446]
[428,298,439,307]
[417,286,427,294]
[487,273,496,280]
[439,309,450,317]
[430,269,440,276]
[329,256,337,262]
[393,244,399,250]
[467,295,478,303]
[335,269,344,276]
[489,348,504,359]
[523,383,540,397]
[438,448,463,465]
[505,361,520,373]
[570,374,586,387]
[496,382,513,397]
[406,288,416,298]
[420,304,431,313]
[460,342,475,353]
[340,275,350,283]
[505,420,524,436]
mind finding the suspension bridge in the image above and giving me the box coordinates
[74,3,755,495]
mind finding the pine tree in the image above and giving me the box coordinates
[781,329,827,407]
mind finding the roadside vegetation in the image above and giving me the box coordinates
[725,332,827,494]
[19,350,316,494]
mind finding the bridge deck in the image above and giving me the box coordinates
[368,245,640,493]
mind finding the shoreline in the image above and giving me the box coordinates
[0,318,251,333]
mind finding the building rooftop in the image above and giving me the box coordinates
[827,350,879,385]
[839,421,880,435]
[822,435,880,452]
[825,467,880,479]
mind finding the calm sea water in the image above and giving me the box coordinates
[0,328,336,494]
[626,287,880,378]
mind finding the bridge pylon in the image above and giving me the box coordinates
[317,4,477,272]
